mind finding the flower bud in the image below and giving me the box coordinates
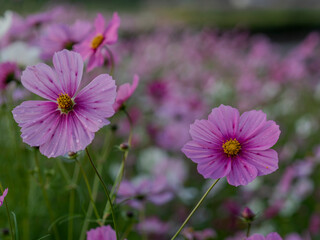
[119,143,129,151]
[241,207,255,222]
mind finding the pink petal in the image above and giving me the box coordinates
[75,74,116,119]
[189,119,223,149]
[196,153,231,179]
[238,110,281,150]
[104,12,120,44]
[21,63,61,101]
[208,105,240,140]
[182,141,223,164]
[241,149,279,176]
[227,157,258,186]
[266,233,282,240]
[86,50,104,72]
[53,50,83,97]
[12,101,61,147]
[94,13,105,33]
[39,112,94,158]
[247,234,265,240]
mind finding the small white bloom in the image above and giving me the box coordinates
[0,11,13,39]
[0,42,41,66]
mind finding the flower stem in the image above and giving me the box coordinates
[67,162,80,240]
[34,150,60,240]
[75,158,101,222]
[0,184,13,240]
[171,178,221,240]
[105,46,115,76]
[102,109,133,223]
[246,222,251,237]
[85,148,119,240]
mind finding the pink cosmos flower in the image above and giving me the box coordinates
[113,74,139,111]
[39,20,92,60]
[74,13,120,72]
[12,50,116,158]
[247,232,282,240]
[87,225,116,240]
[0,62,19,90]
[0,188,8,206]
[182,105,280,186]
[117,176,173,209]
[182,227,216,240]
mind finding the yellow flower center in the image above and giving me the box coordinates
[91,34,104,49]
[57,93,74,113]
[222,139,241,157]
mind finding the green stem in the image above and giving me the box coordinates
[246,222,251,237]
[85,148,119,240]
[34,150,60,240]
[0,185,13,240]
[171,178,221,240]
[79,130,114,240]
[67,163,80,240]
[75,159,101,223]
[105,46,115,76]
[102,109,133,223]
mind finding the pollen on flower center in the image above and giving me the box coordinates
[57,93,74,113]
[222,139,241,157]
[91,34,104,49]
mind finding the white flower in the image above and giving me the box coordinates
[0,11,13,39]
[0,42,41,66]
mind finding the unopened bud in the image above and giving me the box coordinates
[68,151,78,159]
[241,207,255,222]
[119,143,129,151]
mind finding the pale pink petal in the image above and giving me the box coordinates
[227,157,258,186]
[94,13,105,33]
[86,50,104,72]
[0,188,8,207]
[76,74,116,119]
[208,105,240,140]
[73,40,93,60]
[238,110,281,150]
[53,50,83,97]
[12,101,61,146]
[148,192,173,205]
[39,112,94,158]
[104,12,120,44]
[241,149,278,176]
[21,63,61,100]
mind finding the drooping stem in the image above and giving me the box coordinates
[34,150,60,240]
[105,46,115,76]
[75,158,101,223]
[0,184,13,240]
[85,148,119,240]
[246,222,251,237]
[171,178,221,240]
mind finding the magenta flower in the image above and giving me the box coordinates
[0,61,19,90]
[182,227,216,240]
[87,225,116,240]
[12,50,116,158]
[113,74,139,111]
[182,105,280,186]
[247,232,282,240]
[0,188,8,206]
[117,176,173,209]
[74,13,120,72]
[39,20,92,60]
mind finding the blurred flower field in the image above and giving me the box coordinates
[0,3,320,240]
